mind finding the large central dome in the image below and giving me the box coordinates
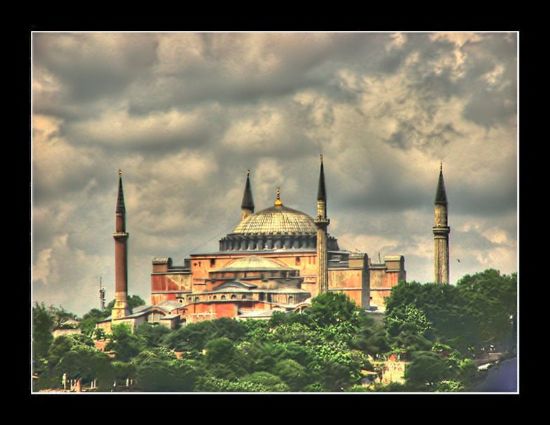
[233,205,317,235]
[218,186,339,252]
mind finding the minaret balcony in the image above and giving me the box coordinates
[314,217,330,228]
[432,226,450,236]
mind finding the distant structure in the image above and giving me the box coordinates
[99,277,105,310]
[433,163,450,284]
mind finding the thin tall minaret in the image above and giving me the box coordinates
[241,170,255,221]
[112,170,130,319]
[433,163,450,284]
[314,155,330,294]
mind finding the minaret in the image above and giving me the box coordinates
[314,155,330,294]
[433,163,450,284]
[241,169,255,221]
[112,170,130,319]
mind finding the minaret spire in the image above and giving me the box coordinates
[314,154,330,294]
[240,169,255,220]
[435,162,448,205]
[433,163,450,284]
[112,170,130,319]
[116,169,126,214]
[317,154,327,202]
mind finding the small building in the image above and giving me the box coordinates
[52,319,82,339]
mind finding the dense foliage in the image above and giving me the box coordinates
[32,270,516,392]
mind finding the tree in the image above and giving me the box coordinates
[273,359,310,391]
[404,351,451,390]
[241,371,289,391]
[385,304,433,338]
[135,322,171,347]
[204,337,237,364]
[33,303,54,364]
[47,305,78,328]
[306,292,363,327]
[385,281,478,354]
[80,308,110,336]
[135,359,200,392]
[457,269,517,351]
[161,318,247,353]
[106,324,144,362]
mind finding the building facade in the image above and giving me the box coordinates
[99,157,413,331]
[149,157,406,323]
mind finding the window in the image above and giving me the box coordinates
[210,259,216,267]
[295,257,301,265]
[213,295,217,300]
[178,299,184,304]
[231,295,237,300]
[221,295,226,300]
[242,295,247,299]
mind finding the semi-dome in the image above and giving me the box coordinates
[217,255,294,272]
[233,205,317,235]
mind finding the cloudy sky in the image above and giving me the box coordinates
[32,32,517,315]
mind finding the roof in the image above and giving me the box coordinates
[237,310,278,318]
[435,168,448,205]
[233,205,317,235]
[241,171,255,211]
[116,174,126,214]
[215,255,296,272]
[317,155,327,202]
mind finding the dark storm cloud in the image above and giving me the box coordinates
[32,32,518,315]
[33,33,158,103]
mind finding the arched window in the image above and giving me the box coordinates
[242,295,247,299]
[231,295,237,300]
[221,295,226,300]
[213,295,217,300]
[194,296,199,302]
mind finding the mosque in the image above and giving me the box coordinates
[97,157,450,332]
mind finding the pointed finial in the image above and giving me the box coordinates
[119,169,122,176]
[274,187,283,207]
[320,154,323,163]
[247,169,250,177]
[440,161,443,173]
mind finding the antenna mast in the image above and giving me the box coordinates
[99,276,106,310]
